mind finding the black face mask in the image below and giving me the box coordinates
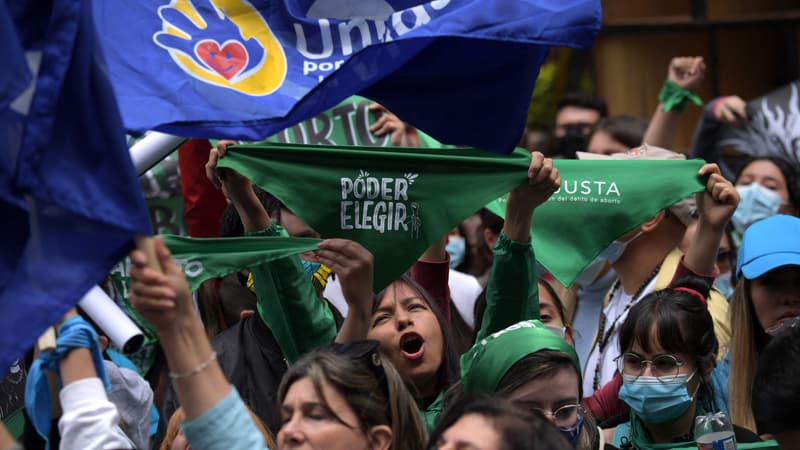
[551,124,590,159]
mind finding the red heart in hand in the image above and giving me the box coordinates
[195,39,247,80]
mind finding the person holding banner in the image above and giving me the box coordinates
[606,275,778,449]
[314,153,562,430]
[129,240,270,450]
[206,140,561,431]
[580,147,733,398]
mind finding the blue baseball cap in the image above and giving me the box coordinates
[737,215,800,279]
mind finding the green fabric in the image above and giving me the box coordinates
[659,79,703,113]
[247,223,337,363]
[160,234,322,291]
[422,391,444,432]
[461,320,579,394]
[485,159,707,286]
[3,407,24,440]
[616,411,780,450]
[218,143,534,290]
[219,95,455,149]
[476,232,540,342]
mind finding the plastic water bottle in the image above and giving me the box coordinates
[695,412,737,450]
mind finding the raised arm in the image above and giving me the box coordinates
[411,236,451,323]
[476,152,561,341]
[313,239,375,344]
[642,57,705,148]
[208,141,336,363]
[682,163,739,276]
[129,239,269,450]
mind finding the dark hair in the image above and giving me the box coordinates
[492,351,600,450]
[537,276,568,326]
[452,223,472,274]
[592,114,648,149]
[474,208,504,275]
[472,290,486,342]
[373,275,461,398]
[428,393,569,450]
[220,186,285,237]
[734,156,800,210]
[753,321,800,435]
[619,275,719,407]
[556,92,608,118]
[497,350,581,398]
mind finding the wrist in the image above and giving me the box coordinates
[697,216,728,234]
[659,79,703,113]
[348,302,373,322]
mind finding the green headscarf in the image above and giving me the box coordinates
[460,320,580,394]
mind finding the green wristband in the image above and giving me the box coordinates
[659,79,703,113]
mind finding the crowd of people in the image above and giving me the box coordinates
[1,56,799,450]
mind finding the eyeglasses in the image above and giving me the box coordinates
[615,353,685,381]
[532,404,583,430]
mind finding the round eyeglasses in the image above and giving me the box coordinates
[615,353,685,381]
[533,404,583,430]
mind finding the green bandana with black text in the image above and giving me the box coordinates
[218,143,707,288]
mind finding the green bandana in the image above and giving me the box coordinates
[486,159,706,285]
[460,320,579,394]
[218,143,533,289]
[160,234,322,291]
[624,410,780,450]
[659,79,703,113]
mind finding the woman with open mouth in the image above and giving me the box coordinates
[308,152,562,430]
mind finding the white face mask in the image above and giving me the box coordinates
[544,324,567,339]
[731,183,784,233]
[599,231,643,263]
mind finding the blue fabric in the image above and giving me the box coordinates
[710,351,730,416]
[0,0,152,372]
[24,317,111,447]
[182,387,269,450]
[107,349,161,436]
[93,0,601,154]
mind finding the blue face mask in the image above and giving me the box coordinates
[731,183,783,233]
[618,371,697,424]
[599,231,643,264]
[574,256,608,286]
[446,236,466,269]
[301,259,321,275]
[559,414,584,448]
[714,271,734,300]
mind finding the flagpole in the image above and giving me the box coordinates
[130,131,186,176]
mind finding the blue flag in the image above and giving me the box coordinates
[94,0,600,153]
[0,1,152,373]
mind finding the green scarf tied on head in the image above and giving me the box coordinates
[460,320,580,394]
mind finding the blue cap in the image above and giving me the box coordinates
[737,215,800,279]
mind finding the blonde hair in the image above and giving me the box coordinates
[727,280,762,432]
[278,347,427,450]
[161,405,276,450]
